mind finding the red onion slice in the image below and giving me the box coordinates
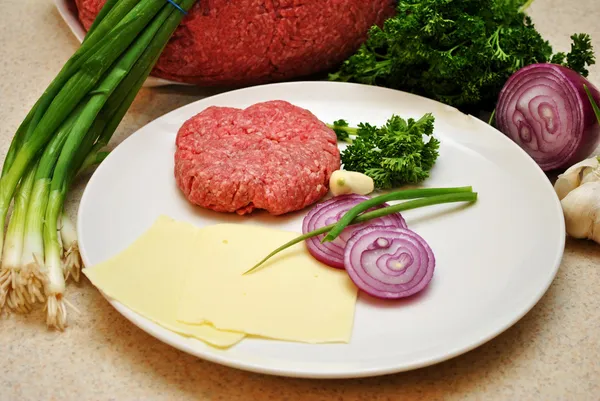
[343,226,435,299]
[302,195,407,268]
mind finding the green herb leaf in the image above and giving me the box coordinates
[329,0,595,112]
[326,119,356,143]
[564,34,596,77]
[339,113,440,189]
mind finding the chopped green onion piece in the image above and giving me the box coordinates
[244,191,478,274]
[584,85,600,124]
[322,186,473,243]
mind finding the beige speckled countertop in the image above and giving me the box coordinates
[1,1,600,400]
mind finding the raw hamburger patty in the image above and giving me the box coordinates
[174,100,340,215]
[75,0,395,86]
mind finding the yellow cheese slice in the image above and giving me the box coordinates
[83,215,245,348]
[84,216,358,347]
[177,224,358,344]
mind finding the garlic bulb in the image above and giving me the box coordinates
[560,182,600,243]
[554,156,600,200]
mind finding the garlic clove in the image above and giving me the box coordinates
[560,181,600,243]
[329,170,374,196]
[554,156,600,200]
[593,210,600,244]
[581,166,600,186]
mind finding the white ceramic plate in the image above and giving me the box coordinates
[78,81,565,378]
[54,0,186,87]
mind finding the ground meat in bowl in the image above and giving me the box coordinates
[75,0,396,86]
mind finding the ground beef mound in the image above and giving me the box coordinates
[174,100,340,215]
[75,0,395,86]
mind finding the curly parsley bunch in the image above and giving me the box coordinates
[329,0,595,112]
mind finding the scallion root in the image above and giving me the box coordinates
[43,248,68,330]
[0,268,11,308]
[45,294,67,331]
[6,288,32,314]
[21,259,46,304]
[63,244,82,283]
[0,268,29,311]
[60,213,81,282]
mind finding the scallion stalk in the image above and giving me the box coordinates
[17,106,84,307]
[1,0,143,177]
[60,212,81,283]
[41,0,196,329]
[0,0,197,327]
[322,186,474,242]
[0,164,36,313]
[63,0,195,286]
[76,151,110,177]
[83,0,122,42]
[43,187,68,329]
[41,4,175,329]
[0,0,168,264]
[59,48,161,284]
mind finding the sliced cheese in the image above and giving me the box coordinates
[83,215,245,348]
[177,224,358,344]
[84,216,358,348]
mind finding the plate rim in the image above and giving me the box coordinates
[78,80,566,378]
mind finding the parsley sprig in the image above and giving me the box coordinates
[333,114,440,189]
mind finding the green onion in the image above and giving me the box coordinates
[0,0,169,268]
[71,3,175,180]
[76,151,110,177]
[1,0,143,177]
[17,106,83,307]
[244,191,478,274]
[43,187,68,329]
[47,0,196,329]
[60,212,81,283]
[42,2,183,330]
[0,0,197,328]
[322,186,474,242]
[0,164,36,313]
[83,0,122,42]
[584,85,600,124]
[61,0,194,289]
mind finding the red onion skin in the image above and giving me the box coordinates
[559,67,600,169]
[496,63,600,172]
[343,226,435,299]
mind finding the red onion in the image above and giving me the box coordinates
[302,195,407,269]
[343,226,435,299]
[496,63,600,171]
